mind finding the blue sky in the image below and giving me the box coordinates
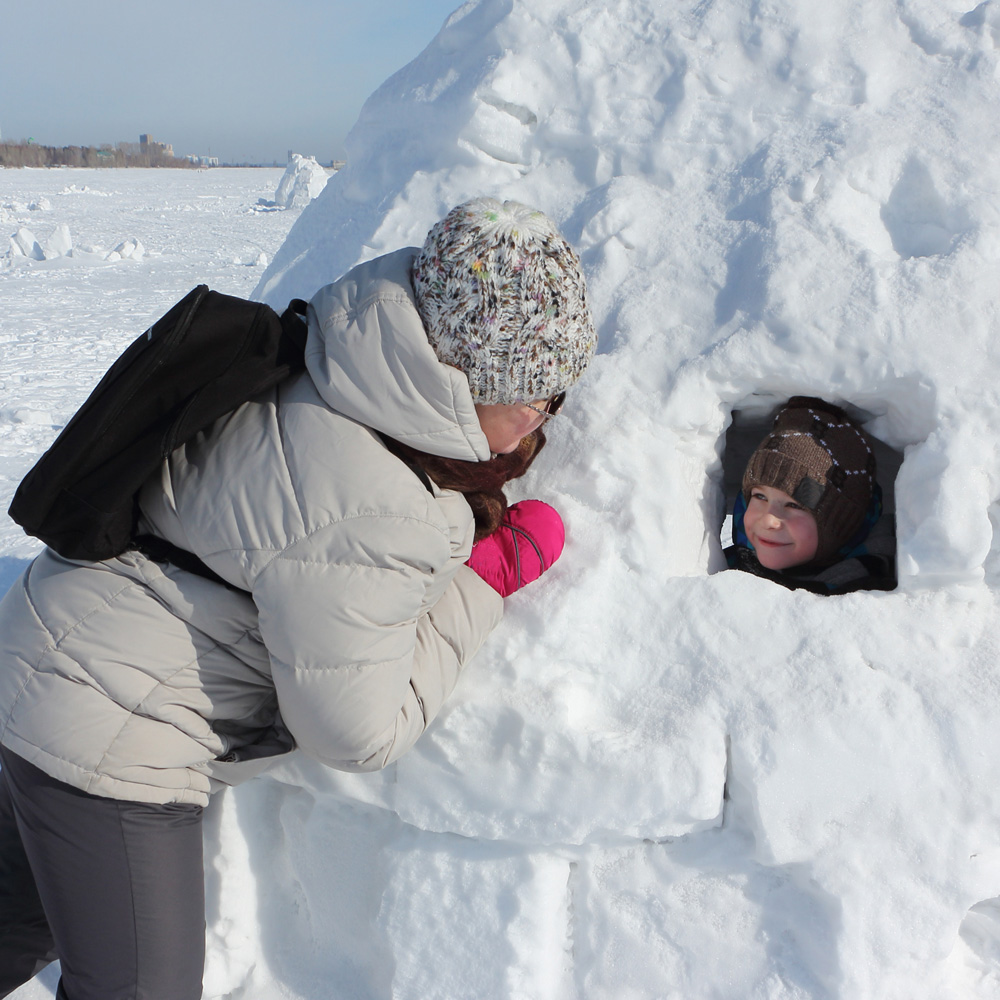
[0,0,462,164]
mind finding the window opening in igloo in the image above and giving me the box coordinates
[717,396,902,594]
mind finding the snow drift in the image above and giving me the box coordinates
[271,153,329,210]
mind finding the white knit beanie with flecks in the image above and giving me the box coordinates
[412,197,597,405]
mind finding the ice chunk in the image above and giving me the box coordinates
[45,224,73,259]
[10,227,44,260]
[111,238,145,261]
[273,154,328,209]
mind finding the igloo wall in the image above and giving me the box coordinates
[230,0,1000,996]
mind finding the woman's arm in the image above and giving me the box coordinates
[252,515,502,771]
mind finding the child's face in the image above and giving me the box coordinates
[743,485,819,570]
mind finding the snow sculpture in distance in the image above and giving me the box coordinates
[273,154,329,210]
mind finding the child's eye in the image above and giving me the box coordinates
[751,492,767,502]
[785,502,804,511]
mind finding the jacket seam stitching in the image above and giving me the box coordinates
[427,611,463,666]
[199,512,451,572]
[318,291,412,329]
[2,564,137,745]
[89,643,222,784]
[6,737,204,803]
[0,564,50,744]
[283,649,410,673]
[272,385,310,536]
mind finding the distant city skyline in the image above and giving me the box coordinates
[0,0,461,165]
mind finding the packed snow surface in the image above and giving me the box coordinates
[6,0,1000,996]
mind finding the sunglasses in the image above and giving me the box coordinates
[524,391,567,422]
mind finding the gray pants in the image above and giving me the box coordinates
[0,747,205,999]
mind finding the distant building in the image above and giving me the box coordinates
[139,134,174,159]
[184,154,220,167]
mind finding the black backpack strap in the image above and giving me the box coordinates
[132,534,245,592]
[279,299,309,359]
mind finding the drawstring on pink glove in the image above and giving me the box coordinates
[465,499,565,597]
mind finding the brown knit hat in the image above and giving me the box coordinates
[742,397,877,563]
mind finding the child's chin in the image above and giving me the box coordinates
[756,549,803,572]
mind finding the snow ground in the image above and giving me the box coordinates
[6,0,1000,997]
[0,167,292,571]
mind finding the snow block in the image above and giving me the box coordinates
[45,223,73,259]
[273,153,328,210]
[10,227,44,260]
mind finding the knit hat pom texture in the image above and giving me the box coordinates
[413,197,596,405]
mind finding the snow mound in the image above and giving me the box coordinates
[108,238,144,262]
[243,0,1000,995]
[5,227,147,267]
[9,227,43,261]
[57,183,112,197]
[242,0,1000,996]
[45,224,72,259]
[271,153,328,210]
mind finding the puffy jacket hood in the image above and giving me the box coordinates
[306,248,491,462]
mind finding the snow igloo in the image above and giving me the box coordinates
[202,0,1000,997]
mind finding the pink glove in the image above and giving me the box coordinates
[465,499,565,597]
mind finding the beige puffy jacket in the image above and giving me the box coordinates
[0,248,503,806]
